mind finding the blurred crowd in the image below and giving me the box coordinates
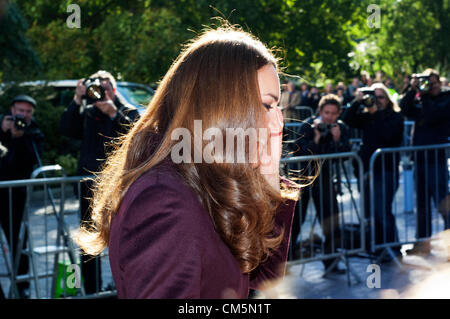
[283,68,450,271]
[279,70,449,116]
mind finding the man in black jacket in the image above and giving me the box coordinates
[0,95,44,298]
[399,69,450,256]
[290,94,351,273]
[342,83,404,260]
[61,70,140,294]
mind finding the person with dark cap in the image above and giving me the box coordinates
[0,94,44,298]
[60,70,139,294]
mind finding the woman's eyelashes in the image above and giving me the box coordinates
[263,103,272,110]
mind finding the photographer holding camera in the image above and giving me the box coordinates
[61,70,139,294]
[290,94,351,273]
[342,83,404,260]
[0,95,44,298]
[399,69,450,256]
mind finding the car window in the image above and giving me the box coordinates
[117,85,154,108]
[53,87,76,107]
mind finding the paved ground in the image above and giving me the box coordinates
[254,239,450,299]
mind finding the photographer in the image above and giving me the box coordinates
[399,69,450,256]
[0,95,44,298]
[342,83,404,260]
[61,70,139,294]
[290,94,351,273]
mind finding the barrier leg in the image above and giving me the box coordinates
[342,254,361,286]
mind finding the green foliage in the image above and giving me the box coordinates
[0,1,41,81]
[347,0,449,84]
[9,0,372,85]
[92,7,187,83]
[6,0,449,85]
[55,153,78,176]
[2,0,449,171]
[150,0,368,84]
[26,22,94,80]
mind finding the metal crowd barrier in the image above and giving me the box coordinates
[4,143,446,297]
[368,143,450,265]
[283,122,304,153]
[281,106,313,150]
[284,120,414,161]
[281,152,365,284]
[403,121,414,146]
[292,105,314,121]
[0,171,116,299]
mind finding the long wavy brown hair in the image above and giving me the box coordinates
[75,25,299,274]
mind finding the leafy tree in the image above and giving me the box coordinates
[3,0,448,171]
[6,0,449,91]
[26,22,94,80]
[0,1,41,81]
[92,6,187,83]
[13,0,371,85]
[151,0,368,84]
[348,0,449,84]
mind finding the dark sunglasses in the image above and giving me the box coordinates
[375,95,386,100]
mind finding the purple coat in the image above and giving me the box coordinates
[108,160,297,298]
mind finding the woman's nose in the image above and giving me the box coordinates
[274,106,284,128]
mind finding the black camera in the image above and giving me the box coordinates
[314,122,337,140]
[412,74,430,92]
[83,77,106,104]
[359,87,376,107]
[13,114,28,131]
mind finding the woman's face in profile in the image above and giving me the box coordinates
[257,64,282,131]
[256,64,283,177]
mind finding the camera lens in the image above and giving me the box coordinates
[14,115,27,130]
[87,85,103,100]
[83,78,106,104]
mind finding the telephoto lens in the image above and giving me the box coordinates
[83,78,106,104]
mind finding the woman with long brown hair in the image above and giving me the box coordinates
[75,26,299,298]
